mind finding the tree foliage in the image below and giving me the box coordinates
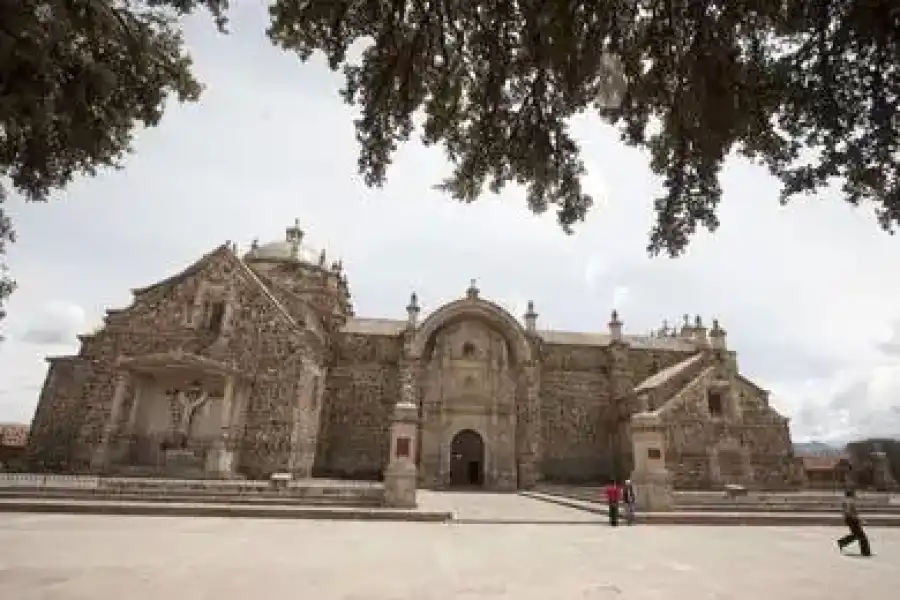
[0,1,897,331]
[266,0,899,256]
[0,0,225,335]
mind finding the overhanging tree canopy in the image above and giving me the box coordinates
[0,1,897,328]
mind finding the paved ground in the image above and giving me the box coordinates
[2,510,897,599]
[418,491,602,522]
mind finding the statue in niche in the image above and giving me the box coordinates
[165,383,210,449]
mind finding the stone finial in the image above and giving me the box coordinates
[709,319,727,350]
[286,218,304,259]
[285,217,304,242]
[608,309,623,342]
[524,300,538,333]
[318,249,327,267]
[660,319,670,336]
[676,313,691,338]
[406,292,420,328]
[250,238,259,251]
[694,315,709,346]
[466,278,480,300]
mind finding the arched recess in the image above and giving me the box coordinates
[449,428,486,487]
[409,298,533,365]
[409,297,538,491]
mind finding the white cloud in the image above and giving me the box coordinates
[17,300,86,346]
[0,5,898,444]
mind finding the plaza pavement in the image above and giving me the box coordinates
[1,492,897,599]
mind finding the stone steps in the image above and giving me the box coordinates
[677,503,900,514]
[520,491,900,527]
[0,489,382,507]
[0,498,453,522]
[0,474,385,508]
[535,485,898,513]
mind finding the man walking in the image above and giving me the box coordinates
[836,488,872,557]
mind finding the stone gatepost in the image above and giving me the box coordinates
[629,411,673,511]
[384,400,419,508]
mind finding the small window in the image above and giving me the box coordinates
[205,301,227,334]
[707,390,724,417]
[461,342,476,359]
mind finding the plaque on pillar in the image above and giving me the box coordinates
[396,437,411,459]
[647,447,662,460]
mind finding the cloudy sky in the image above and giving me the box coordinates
[1,5,898,443]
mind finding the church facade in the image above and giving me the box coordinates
[26,221,801,490]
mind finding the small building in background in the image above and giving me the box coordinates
[801,455,851,490]
[0,423,29,469]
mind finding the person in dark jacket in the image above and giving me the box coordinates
[836,488,872,557]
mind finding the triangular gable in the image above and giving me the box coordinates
[131,244,231,296]
[128,243,302,336]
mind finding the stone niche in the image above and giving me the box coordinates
[418,319,519,490]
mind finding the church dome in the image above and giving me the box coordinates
[244,218,328,266]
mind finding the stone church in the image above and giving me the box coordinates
[27,220,799,490]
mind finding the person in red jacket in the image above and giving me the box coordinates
[604,480,622,526]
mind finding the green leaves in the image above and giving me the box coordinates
[0,1,224,334]
[0,1,896,335]
[268,0,898,257]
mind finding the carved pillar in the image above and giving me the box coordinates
[707,447,722,487]
[125,378,144,435]
[403,333,435,486]
[384,400,419,507]
[91,371,130,472]
[516,360,541,489]
[630,411,673,511]
[207,374,237,478]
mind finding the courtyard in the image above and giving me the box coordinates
[0,493,897,599]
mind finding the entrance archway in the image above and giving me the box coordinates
[450,429,485,487]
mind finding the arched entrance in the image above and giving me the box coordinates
[450,429,485,487]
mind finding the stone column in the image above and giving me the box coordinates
[384,400,419,508]
[125,378,144,434]
[629,411,673,511]
[206,375,236,478]
[516,360,541,489]
[91,371,130,473]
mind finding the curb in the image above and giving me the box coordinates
[519,491,900,527]
[0,500,454,523]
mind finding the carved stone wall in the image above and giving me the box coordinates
[538,344,612,483]
[313,332,401,480]
[661,365,796,490]
[27,357,96,471]
[28,247,326,477]
[418,319,518,489]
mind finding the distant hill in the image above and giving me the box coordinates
[793,441,846,457]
